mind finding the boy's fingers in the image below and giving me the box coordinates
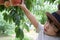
[22,0,24,4]
[16,0,24,6]
[16,4,21,6]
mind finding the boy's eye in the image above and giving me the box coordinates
[49,22,58,29]
[53,25,58,29]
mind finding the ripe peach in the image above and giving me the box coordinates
[10,0,22,6]
[0,0,4,5]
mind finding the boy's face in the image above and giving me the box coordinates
[44,21,58,36]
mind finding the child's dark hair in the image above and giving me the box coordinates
[58,4,60,10]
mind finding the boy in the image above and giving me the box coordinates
[12,0,60,40]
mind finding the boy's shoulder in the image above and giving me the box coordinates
[36,23,44,33]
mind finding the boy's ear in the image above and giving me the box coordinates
[56,10,60,15]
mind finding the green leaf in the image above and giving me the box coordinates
[25,0,33,10]
[38,0,44,6]
[24,23,29,32]
[15,27,24,40]
[0,5,5,12]
[9,9,20,26]
[45,0,55,3]
[3,13,8,22]
[8,15,12,23]
[58,0,60,4]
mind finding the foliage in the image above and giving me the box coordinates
[0,5,5,12]
[0,0,35,40]
[15,34,32,40]
[32,0,58,24]
[0,13,15,35]
[45,0,55,3]
[15,27,24,40]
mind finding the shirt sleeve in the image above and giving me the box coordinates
[36,23,44,33]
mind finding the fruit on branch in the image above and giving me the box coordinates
[4,1,10,8]
[9,0,22,6]
[0,0,4,5]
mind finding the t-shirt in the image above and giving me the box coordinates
[36,23,60,40]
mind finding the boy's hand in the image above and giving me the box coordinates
[9,0,26,8]
[17,0,26,9]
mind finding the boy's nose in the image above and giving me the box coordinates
[46,26,49,29]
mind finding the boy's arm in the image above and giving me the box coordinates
[19,5,39,29]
